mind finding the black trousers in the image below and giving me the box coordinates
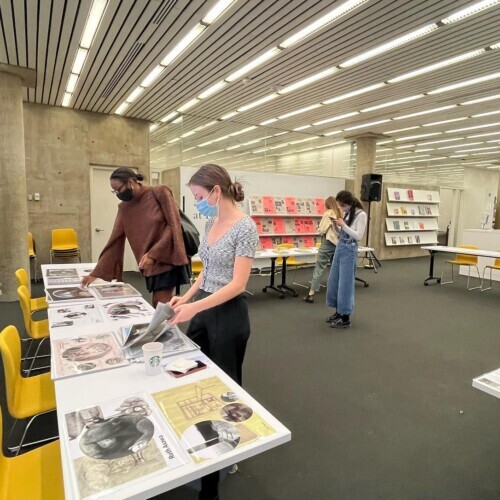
[187,291,250,385]
[187,291,251,500]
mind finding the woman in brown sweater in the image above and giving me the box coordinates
[81,167,189,306]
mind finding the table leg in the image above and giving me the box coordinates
[424,250,441,285]
[277,257,298,297]
[262,257,285,298]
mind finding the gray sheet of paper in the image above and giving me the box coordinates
[146,302,175,337]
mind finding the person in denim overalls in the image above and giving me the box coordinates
[326,191,367,329]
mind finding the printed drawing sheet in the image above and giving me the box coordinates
[51,332,128,379]
[63,394,185,500]
[48,304,104,329]
[100,298,154,321]
[152,376,276,464]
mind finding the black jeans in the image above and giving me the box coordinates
[187,291,251,500]
[187,291,251,385]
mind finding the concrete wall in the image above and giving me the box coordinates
[24,103,149,267]
[161,167,181,205]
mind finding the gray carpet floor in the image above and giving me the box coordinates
[1,255,499,499]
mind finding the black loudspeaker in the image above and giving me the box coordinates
[360,173,383,202]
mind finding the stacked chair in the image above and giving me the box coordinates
[15,269,47,312]
[27,232,39,282]
[50,228,81,263]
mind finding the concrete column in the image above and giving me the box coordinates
[0,64,36,301]
[344,132,388,250]
[495,180,500,229]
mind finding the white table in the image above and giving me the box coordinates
[42,264,291,499]
[473,368,500,400]
[462,229,500,282]
[420,245,500,286]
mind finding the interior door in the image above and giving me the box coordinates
[90,167,137,272]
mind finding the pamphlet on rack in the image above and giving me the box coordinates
[51,332,128,379]
[152,376,276,464]
[63,393,186,500]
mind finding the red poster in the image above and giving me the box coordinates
[260,237,273,249]
[282,236,294,245]
[273,218,285,234]
[294,217,303,233]
[302,236,315,247]
[252,216,263,234]
[304,218,315,233]
[315,198,326,214]
[285,197,297,214]
[262,196,276,214]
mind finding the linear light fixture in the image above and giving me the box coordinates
[441,0,500,24]
[472,110,500,117]
[388,49,486,83]
[221,111,238,120]
[279,0,370,48]
[278,68,338,94]
[323,83,386,104]
[462,94,500,105]
[360,95,423,112]
[394,105,457,120]
[294,125,312,131]
[428,72,500,94]
[313,112,359,126]
[237,94,278,112]
[467,130,500,138]
[418,138,464,145]
[278,104,323,120]
[422,117,468,127]
[161,24,206,66]
[202,0,237,24]
[445,122,500,133]
[436,142,483,149]
[62,1,109,107]
[344,119,391,131]
[177,98,200,112]
[198,81,228,99]
[340,24,438,68]
[260,118,279,125]
[160,111,179,123]
[396,133,441,141]
[386,126,420,133]
[226,48,282,82]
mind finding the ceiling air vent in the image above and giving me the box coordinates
[152,0,176,26]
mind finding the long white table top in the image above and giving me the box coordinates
[421,245,500,259]
[42,264,291,500]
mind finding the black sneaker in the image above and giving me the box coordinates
[303,295,314,303]
[326,312,341,323]
[330,317,351,328]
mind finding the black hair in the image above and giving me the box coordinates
[336,190,364,227]
[110,167,144,183]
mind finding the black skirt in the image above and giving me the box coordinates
[144,265,190,293]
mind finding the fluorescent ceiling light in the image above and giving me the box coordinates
[221,111,239,120]
[226,47,282,82]
[322,83,386,104]
[386,126,420,133]
[161,24,206,66]
[274,131,289,136]
[212,135,230,143]
[472,110,500,117]
[394,105,457,120]
[418,138,463,145]
[260,119,278,126]
[172,116,183,124]
[230,126,258,136]
[141,65,165,87]
[72,48,88,74]
[149,123,158,132]
[344,119,390,131]
[62,92,72,107]
[324,130,342,136]
[125,86,144,103]
[340,24,438,68]
[467,130,500,138]
[226,144,242,150]
[279,0,369,48]
[289,137,318,145]
[180,130,197,138]
[413,148,435,152]
[278,104,322,120]
[313,111,359,126]
[423,117,468,127]
[66,73,79,93]
[294,125,312,131]
[167,137,181,144]
[441,0,500,24]
[177,98,200,112]
[202,0,236,24]
[396,133,441,141]
[437,142,483,149]
[388,49,486,83]
[80,0,108,48]
[278,68,338,94]
[198,81,227,99]
[194,121,218,131]
[429,72,500,94]
[115,102,129,115]
[360,95,423,112]
[237,93,278,112]
[445,122,500,133]
[160,111,179,122]
[462,94,500,105]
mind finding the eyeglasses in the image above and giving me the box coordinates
[111,183,127,195]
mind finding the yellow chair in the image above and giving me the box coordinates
[50,228,81,263]
[441,245,480,290]
[481,250,500,292]
[28,232,39,282]
[0,325,57,453]
[0,405,64,500]
[275,243,306,267]
[15,269,47,312]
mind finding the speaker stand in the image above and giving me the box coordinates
[362,200,381,272]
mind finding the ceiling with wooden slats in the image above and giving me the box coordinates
[1,0,500,185]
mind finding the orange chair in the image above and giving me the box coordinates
[481,250,500,292]
[441,245,480,290]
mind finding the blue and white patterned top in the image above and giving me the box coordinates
[198,216,258,293]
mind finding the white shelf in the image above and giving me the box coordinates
[387,187,440,204]
[385,231,437,246]
[385,217,439,232]
[386,203,439,217]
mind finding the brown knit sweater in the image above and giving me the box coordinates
[91,185,188,281]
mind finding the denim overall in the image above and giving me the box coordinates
[326,227,358,315]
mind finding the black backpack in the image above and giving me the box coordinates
[179,209,200,257]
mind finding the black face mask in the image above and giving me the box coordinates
[116,188,133,202]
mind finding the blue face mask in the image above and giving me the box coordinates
[342,205,351,213]
[196,188,219,217]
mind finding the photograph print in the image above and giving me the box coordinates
[101,298,154,321]
[91,283,141,300]
[46,286,95,303]
[48,304,104,329]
